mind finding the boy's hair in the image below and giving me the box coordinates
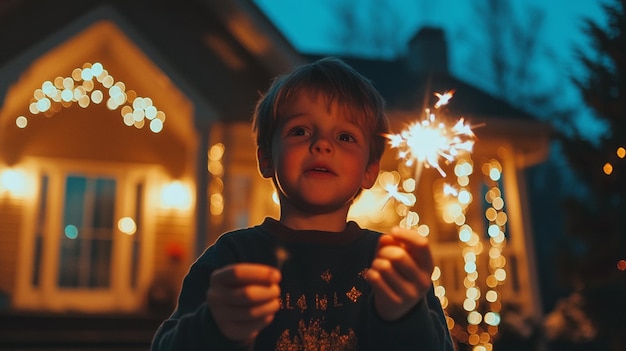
[252,57,389,163]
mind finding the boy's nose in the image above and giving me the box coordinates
[311,137,333,154]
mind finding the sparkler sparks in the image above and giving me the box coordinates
[386,91,476,179]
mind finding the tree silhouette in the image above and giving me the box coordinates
[325,0,405,58]
[553,0,626,350]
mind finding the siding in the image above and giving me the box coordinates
[0,197,23,300]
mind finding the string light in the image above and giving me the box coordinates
[208,143,225,224]
[17,62,166,133]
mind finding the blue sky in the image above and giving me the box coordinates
[253,0,610,139]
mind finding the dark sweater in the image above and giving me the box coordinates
[151,218,454,350]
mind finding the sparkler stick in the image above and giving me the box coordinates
[275,246,289,270]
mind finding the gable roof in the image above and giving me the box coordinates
[0,0,304,124]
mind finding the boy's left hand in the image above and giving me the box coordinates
[366,226,434,321]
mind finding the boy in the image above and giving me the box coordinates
[151,57,454,350]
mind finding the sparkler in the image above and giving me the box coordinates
[386,90,476,187]
[385,90,476,229]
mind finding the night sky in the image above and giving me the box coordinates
[254,0,609,139]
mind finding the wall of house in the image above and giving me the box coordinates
[0,197,22,307]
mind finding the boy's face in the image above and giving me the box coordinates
[258,92,379,214]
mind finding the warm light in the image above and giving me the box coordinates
[494,268,506,281]
[160,181,192,210]
[432,266,441,281]
[617,259,626,271]
[485,290,498,302]
[484,312,501,326]
[467,311,482,324]
[387,115,475,177]
[617,147,625,159]
[209,143,225,160]
[603,162,613,175]
[20,62,166,133]
[210,193,224,215]
[0,168,28,197]
[117,217,137,235]
[434,90,455,108]
[15,116,28,128]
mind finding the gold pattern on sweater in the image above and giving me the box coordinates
[345,287,362,303]
[320,269,332,283]
[275,319,357,351]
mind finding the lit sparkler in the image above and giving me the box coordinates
[386,91,476,183]
[385,90,476,230]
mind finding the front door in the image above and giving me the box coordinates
[14,161,154,312]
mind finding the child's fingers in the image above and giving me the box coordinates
[370,258,419,301]
[375,245,421,283]
[211,263,281,287]
[366,268,402,304]
[227,297,282,322]
[207,263,282,342]
[385,227,435,274]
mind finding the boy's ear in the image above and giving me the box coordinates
[257,148,274,179]
[361,161,380,189]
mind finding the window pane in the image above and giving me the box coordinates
[58,175,115,288]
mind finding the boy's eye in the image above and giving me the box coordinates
[338,133,356,143]
[287,126,309,136]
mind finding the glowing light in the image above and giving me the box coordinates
[434,90,455,108]
[468,311,482,325]
[379,171,415,206]
[416,224,430,237]
[0,169,28,197]
[117,217,137,235]
[16,116,28,128]
[387,91,475,178]
[20,62,166,133]
[432,266,442,281]
[210,193,224,214]
[459,226,472,242]
[64,224,79,239]
[386,114,475,177]
[160,181,192,210]
[485,290,498,302]
[603,162,613,175]
[464,299,477,311]
[484,312,501,326]
[617,260,626,271]
[272,191,280,205]
[617,147,625,159]
[489,168,501,181]
[150,119,164,133]
[494,268,506,281]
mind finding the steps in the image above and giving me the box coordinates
[0,311,165,350]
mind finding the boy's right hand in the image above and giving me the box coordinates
[207,263,282,345]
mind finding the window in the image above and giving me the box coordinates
[58,176,116,288]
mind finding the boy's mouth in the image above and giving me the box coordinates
[306,164,335,175]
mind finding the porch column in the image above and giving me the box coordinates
[194,121,211,259]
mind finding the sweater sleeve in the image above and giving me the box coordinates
[368,285,454,351]
[150,242,248,351]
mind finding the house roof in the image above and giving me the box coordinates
[0,0,304,124]
[302,55,536,121]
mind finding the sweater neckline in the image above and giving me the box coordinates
[259,217,365,245]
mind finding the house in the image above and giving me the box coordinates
[0,0,549,347]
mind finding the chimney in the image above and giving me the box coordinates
[406,27,449,75]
